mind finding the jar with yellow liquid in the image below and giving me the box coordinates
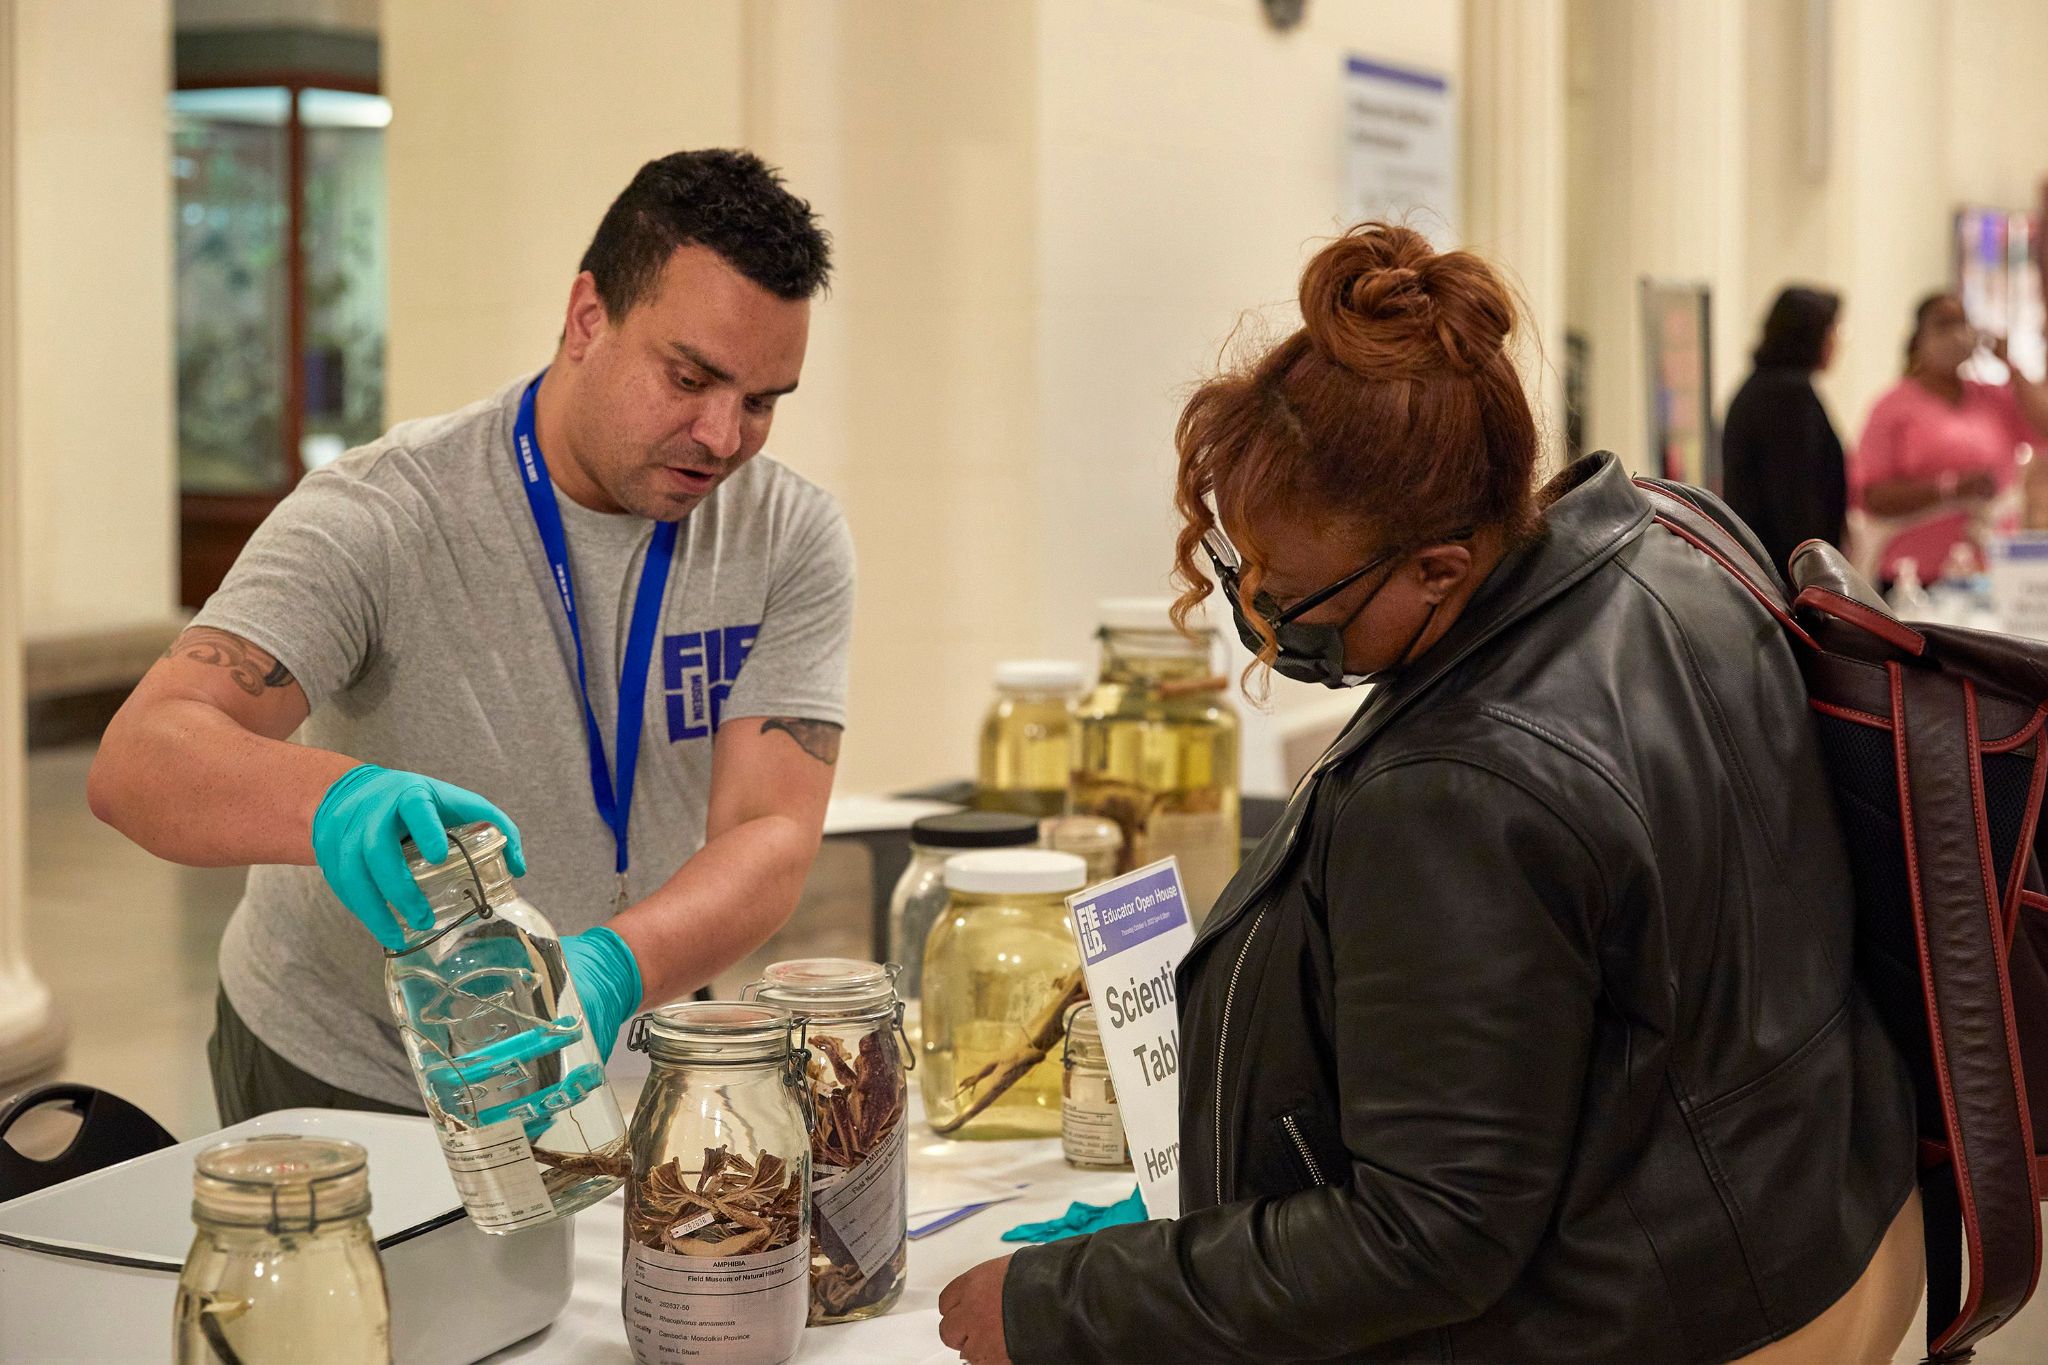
[919,850,1087,1140]
[1072,599,1240,923]
[974,660,1085,819]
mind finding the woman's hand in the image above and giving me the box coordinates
[938,1254,1015,1364]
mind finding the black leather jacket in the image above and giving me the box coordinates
[1002,454,1917,1363]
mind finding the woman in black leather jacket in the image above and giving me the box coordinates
[938,225,1921,1364]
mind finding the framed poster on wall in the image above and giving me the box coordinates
[1640,279,1717,492]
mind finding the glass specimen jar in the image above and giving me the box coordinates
[974,659,1085,818]
[920,849,1088,1140]
[173,1134,390,1365]
[1072,597,1241,923]
[383,821,626,1234]
[1061,1002,1131,1171]
[885,810,1041,1042]
[623,1002,812,1365]
[748,958,911,1324]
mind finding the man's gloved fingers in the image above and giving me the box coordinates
[395,785,451,864]
[366,828,436,932]
[329,857,408,952]
[434,784,526,876]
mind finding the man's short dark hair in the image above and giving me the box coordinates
[579,149,831,314]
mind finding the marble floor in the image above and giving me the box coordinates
[9,741,2048,1362]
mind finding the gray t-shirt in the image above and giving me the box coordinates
[193,372,855,1106]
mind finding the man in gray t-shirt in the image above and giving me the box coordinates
[91,150,852,1119]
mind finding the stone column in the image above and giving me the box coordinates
[0,0,65,1086]
[1463,0,1568,464]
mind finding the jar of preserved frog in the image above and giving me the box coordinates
[975,659,1085,818]
[748,958,911,1324]
[886,810,1041,1037]
[383,822,625,1234]
[1072,598,1240,922]
[173,1135,389,1365]
[623,1002,812,1365]
[920,849,1088,1140]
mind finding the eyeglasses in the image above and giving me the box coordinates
[1200,524,1474,625]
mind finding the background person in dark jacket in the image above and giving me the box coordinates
[1721,285,1846,575]
[937,226,1920,1363]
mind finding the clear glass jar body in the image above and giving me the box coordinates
[975,687,1076,819]
[921,884,1083,1140]
[173,1135,389,1365]
[176,1220,389,1363]
[624,1003,812,1365]
[884,814,1041,1036]
[1073,627,1241,922]
[750,960,910,1325]
[384,826,625,1233]
[1061,1004,1132,1171]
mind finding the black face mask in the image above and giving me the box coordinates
[1202,530,1460,689]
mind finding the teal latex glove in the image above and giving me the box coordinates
[311,763,525,951]
[560,926,642,1063]
[1000,1186,1147,1243]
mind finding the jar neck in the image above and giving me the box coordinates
[1097,630,1212,686]
[191,1215,371,1243]
[412,848,517,922]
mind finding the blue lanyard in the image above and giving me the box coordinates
[513,373,678,876]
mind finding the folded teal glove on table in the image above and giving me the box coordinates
[311,763,526,951]
[560,926,641,1064]
[1000,1186,1147,1243]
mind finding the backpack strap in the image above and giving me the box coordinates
[1631,479,1821,650]
[1895,664,2044,1356]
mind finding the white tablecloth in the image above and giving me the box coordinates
[488,1126,1133,1364]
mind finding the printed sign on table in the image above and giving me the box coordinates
[1066,857,1196,1220]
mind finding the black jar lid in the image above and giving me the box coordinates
[908,811,1041,849]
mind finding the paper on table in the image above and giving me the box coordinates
[908,1167,1026,1218]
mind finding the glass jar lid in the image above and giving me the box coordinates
[908,811,1041,851]
[400,820,514,899]
[631,1001,796,1065]
[750,957,896,1018]
[1041,814,1122,857]
[994,659,1086,695]
[944,848,1088,896]
[192,1135,371,1232]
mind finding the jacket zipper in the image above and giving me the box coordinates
[1213,901,1272,1207]
[1281,1114,1326,1187]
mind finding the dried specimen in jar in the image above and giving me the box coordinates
[625,1146,804,1256]
[805,1030,909,1319]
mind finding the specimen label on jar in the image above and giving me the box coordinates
[625,1239,808,1364]
[813,1121,907,1281]
[438,1118,555,1232]
[1063,1074,1129,1167]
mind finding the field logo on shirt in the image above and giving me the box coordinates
[663,626,761,741]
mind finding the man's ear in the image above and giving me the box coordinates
[560,271,611,364]
[1412,544,1474,604]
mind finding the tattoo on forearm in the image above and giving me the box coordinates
[761,717,842,765]
[164,627,295,698]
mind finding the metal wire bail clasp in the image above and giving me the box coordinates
[625,1013,654,1055]
[784,1015,817,1134]
[890,995,916,1072]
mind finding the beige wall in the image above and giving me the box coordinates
[13,0,175,641]
[383,0,747,423]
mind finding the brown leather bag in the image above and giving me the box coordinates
[1638,478,2047,1361]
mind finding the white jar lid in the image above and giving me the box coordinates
[944,849,1088,895]
[1097,596,1213,634]
[994,659,1086,694]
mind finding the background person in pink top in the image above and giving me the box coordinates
[1851,292,2048,583]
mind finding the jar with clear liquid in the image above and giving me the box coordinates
[885,810,1041,1045]
[920,850,1087,1140]
[623,1002,812,1365]
[975,660,1085,818]
[1073,598,1240,923]
[1061,1002,1132,1171]
[173,1135,390,1364]
[384,822,626,1234]
[747,958,912,1325]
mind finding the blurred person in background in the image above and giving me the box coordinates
[1851,292,2048,584]
[1722,286,1845,575]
